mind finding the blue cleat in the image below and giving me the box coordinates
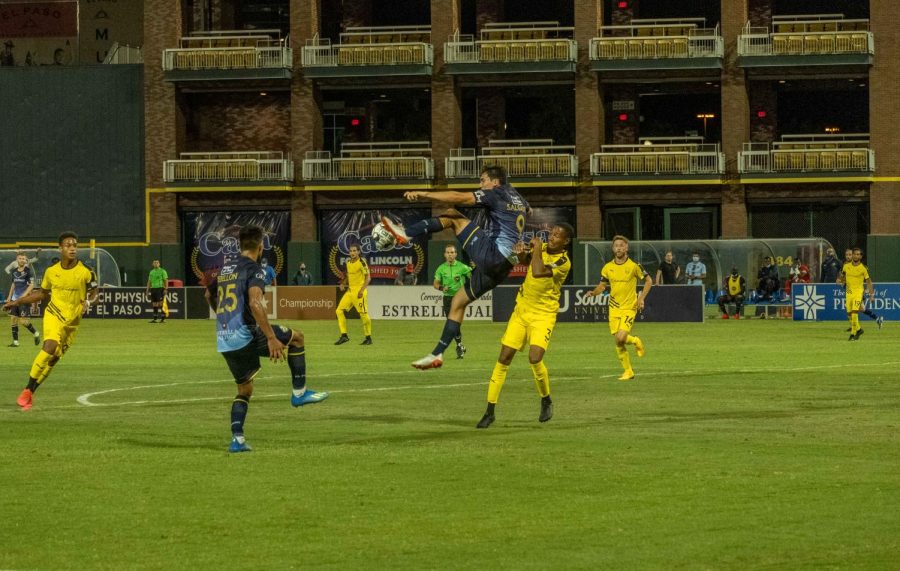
[228,437,252,453]
[291,389,330,408]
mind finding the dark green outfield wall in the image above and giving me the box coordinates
[0,65,144,242]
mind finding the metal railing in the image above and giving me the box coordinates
[590,23,723,60]
[446,145,577,178]
[103,43,143,64]
[737,21,873,56]
[590,143,724,175]
[164,152,293,182]
[444,24,576,64]
[163,34,291,70]
[738,142,874,173]
[302,150,434,180]
[302,35,433,67]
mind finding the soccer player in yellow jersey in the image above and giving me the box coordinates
[477,224,573,429]
[2,232,99,410]
[840,247,875,341]
[334,244,373,345]
[586,235,652,381]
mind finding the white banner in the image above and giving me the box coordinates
[368,285,493,320]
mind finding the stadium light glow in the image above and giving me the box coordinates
[350,118,361,127]
[757,110,767,118]
[618,113,629,121]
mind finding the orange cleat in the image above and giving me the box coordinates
[379,216,410,246]
[721,314,730,320]
[733,313,741,319]
[17,388,33,411]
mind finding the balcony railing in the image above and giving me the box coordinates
[302,142,434,180]
[591,139,724,176]
[163,30,291,71]
[590,20,723,61]
[737,15,873,58]
[302,25,433,70]
[444,22,576,65]
[103,42,143,64]
[738,135,874,174]
[164,152,293,183]
[446,141,577,179]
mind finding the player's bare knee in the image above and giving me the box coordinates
[498,345,516,365]
[42,340,59,355]
[290,329,304,347]
[528,348,545,365]
[237,380,254,397]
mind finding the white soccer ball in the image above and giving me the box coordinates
[372,222,396,251]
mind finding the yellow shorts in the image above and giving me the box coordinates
[500,304,557,352]
[42,311,80,353]
[338,289,369,315]
[846,296,863,313]
[608,309,636,335]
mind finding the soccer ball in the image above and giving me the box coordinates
[372,222,396,251]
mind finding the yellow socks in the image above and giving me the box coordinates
[29,350,53,381]
[487,362,510,404]
[615,345,632,373]
[360,313,372,337]
[530,360,550,398]
[625,335,637,345]
[336,309,347,335]
[850,313,860,335]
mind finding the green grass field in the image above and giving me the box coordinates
[2,317,899,570]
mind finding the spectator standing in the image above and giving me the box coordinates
[260,258,277,286]
[146,260,168,324]
[717,267,746,320]
[433,244,473,359]
[684,252,707,287]
[655,250,681,285]
[292,262,313,285]
[820,248,841,283]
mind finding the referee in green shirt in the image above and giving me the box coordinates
[433,244,472,358]
[146,260,168,323]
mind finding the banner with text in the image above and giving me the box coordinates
[81,287,186,319]
[184,211,290,287]
[1,2,78,66]
[792,283,900,321]
[492,285,703,323]
[320,209,429,286]
[275,286,339,320]
[368,285,493,320]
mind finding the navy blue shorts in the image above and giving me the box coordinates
[7,304,30,318]
[457,221,513,301]
[222,324,295,384]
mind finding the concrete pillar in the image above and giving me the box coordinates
[869,0,900,234]
[720,0,749,238]
[431,0,462,182]
[574,0,603,239]
[291,0,322,242]
[144,0,182,243]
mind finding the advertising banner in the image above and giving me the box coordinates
[1,1,78,66]
[493,285,704,323]
[320,209,429,286]
[368,286,493,320]
[82,287,186,319]
[461,205,576,282]
[184,211,290,286]
[792,283,900,321]
[79,0,144,64]
[275,286,339,320]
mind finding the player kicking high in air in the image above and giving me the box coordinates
[476,224,573,429]
[3,233,98,410]
[206,225,329,453]
[586,235,652,381]
[380,165,529,369]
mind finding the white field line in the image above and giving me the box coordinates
[64,359,900,409]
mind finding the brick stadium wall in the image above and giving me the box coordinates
[719,0,749,238]
[184,93,291,153]
[869,0,900,234]
[575,0,603,239]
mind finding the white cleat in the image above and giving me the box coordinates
[412,353,443,370]
[380,216,410,246]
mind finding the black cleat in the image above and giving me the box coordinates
[360,336,372,345]
[476,413,495,429]
[848,334,856,341]
[149,319,158,324]
[456,343,466,359]
[854,329,864,340]
[334,334,349,345]
[539,397,553,423]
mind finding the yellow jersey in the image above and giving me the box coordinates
[600,257,647,310]
[841,262,870,298]
[516,244,571,315]
[345,258,369,291]
[41,261,98,323]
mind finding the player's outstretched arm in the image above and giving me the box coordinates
[636,274,653,311]
[585,281,608,298]
[248,285,285,362]
[3,288,49,311]
[404,190,476,206]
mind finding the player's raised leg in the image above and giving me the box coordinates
[285,326,329,407]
